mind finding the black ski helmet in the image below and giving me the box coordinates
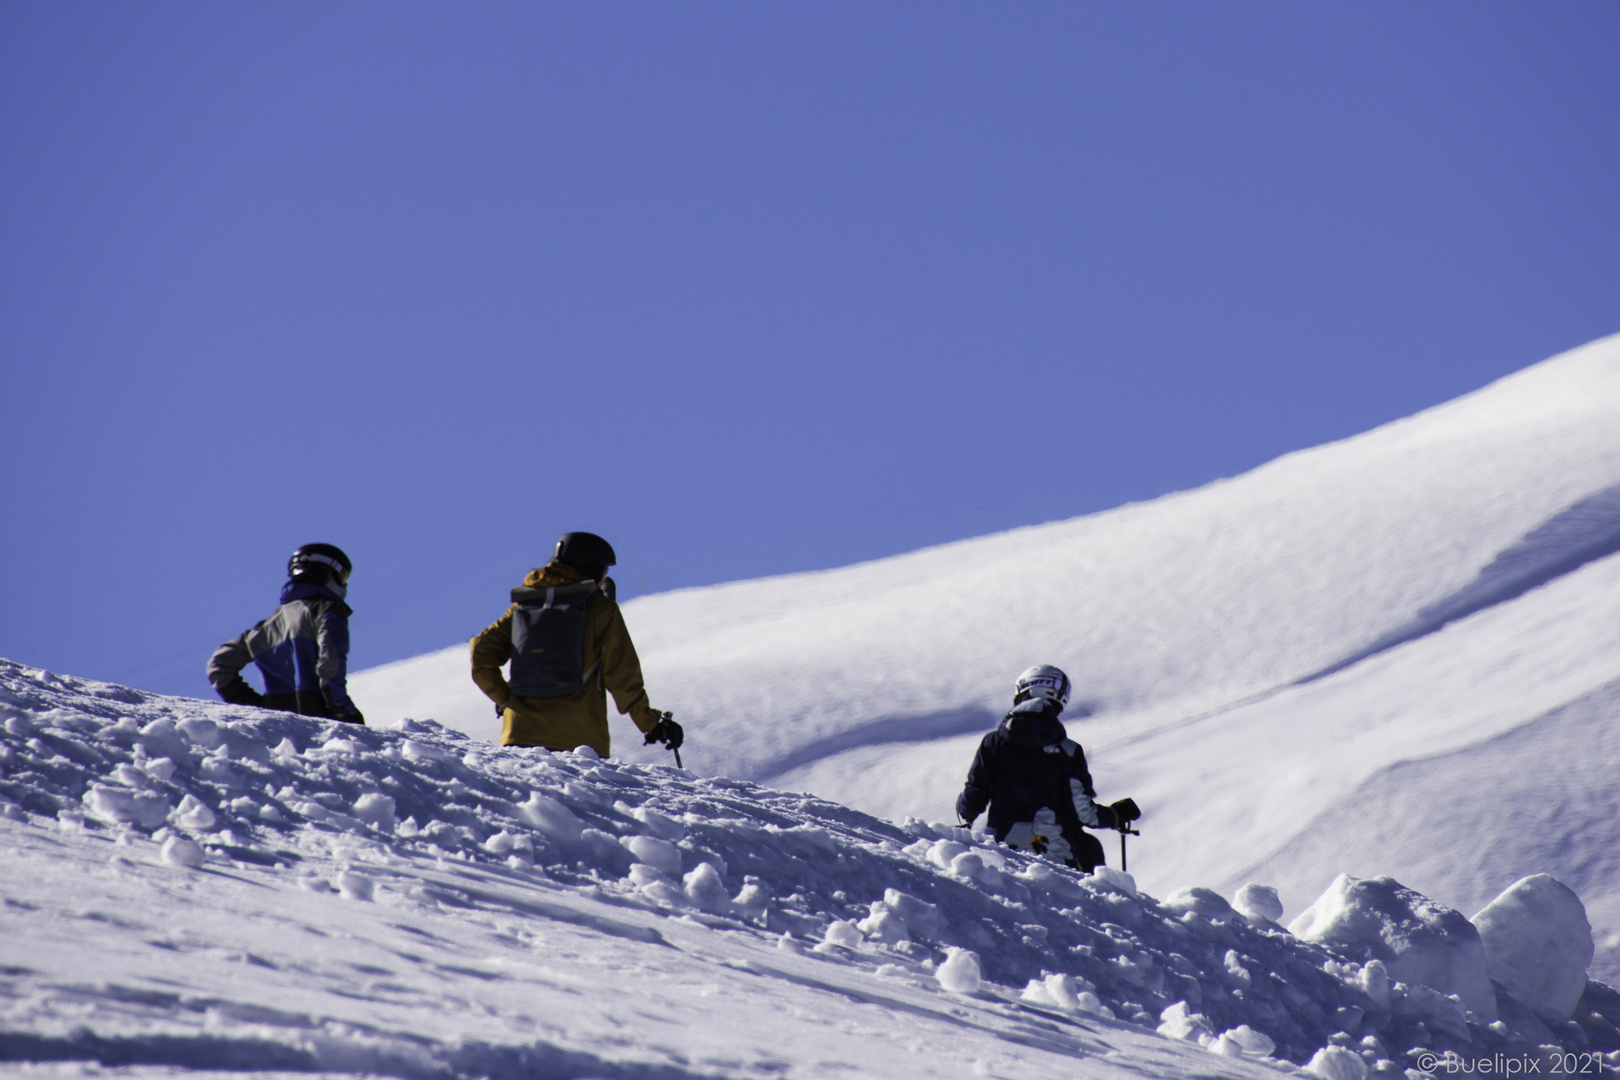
[553,532,616,578]
[288,542,352,586]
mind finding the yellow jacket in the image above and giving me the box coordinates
[470,562,662,756]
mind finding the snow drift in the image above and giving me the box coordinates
[3,662,1619,1078]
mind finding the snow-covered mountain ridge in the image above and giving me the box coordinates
[2,661,1618,1079]
[353,333,1620,985]
[357,333,1620,771]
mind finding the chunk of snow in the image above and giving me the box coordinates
[1223,949,1253,988]
[857,902,909,944]
[1090,866,1136,895]
[818,919,863,951]
[928,839,968,870]
[622,834,683,876]
[135,718,187,759]
[401,739,449,764]
[627,863,670,888]
[1289,874,1498,1021]
[1471,874,1594,1018]
[935,948,981,994]
[632,805,685,841]
[1157,1001,1215,1043]
[1074,991,1109,1016]
[516,792,582,844]
[1042,973,1082,1012]
[83,785,169,829]
[176,717,223,749]
[1020,979,1056,1006]
[1018,861,1083,899]
[1357,959,1392,1010]
[1233,883,1284,924]
[732,882,771,922]
[1220,1024,1276,1057]
[336,870,374,900]
[171,794,217,831]
[351,792,396,831]
[882,888,942,940]
[570,745,600,760]
[1163,886,1236,922]
[160,836,206,869]
[948,851,985,880]
[1303,1045,1368,1080]
[142,756,176,781]
[682,862,731,913]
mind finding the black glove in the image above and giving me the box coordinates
[644,713,683,750]
[1109,797,1141,824]
[218,679,266,708]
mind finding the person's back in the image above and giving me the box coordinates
[207,543,363,724]
[957,664,1138,872]
[470,532,681,759]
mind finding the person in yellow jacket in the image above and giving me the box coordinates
[470,532,681,759]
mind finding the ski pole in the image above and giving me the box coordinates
[1118,824,1140,873]
[671,746,682,769]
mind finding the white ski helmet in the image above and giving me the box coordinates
[1013,664,1071,711]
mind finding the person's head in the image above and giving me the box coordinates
[287,543,352,590]
[1012,664,1071,713]
[553,532,616,581]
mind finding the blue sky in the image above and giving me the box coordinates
[2,2,1617,701]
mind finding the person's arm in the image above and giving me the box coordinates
[207,633,265,706]
[594,598,662,733]
[317,603,360,721]
[956,735,997,827]
[1065,742,1114,829]
[470,608,516,709]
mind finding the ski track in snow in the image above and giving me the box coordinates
[6,662,1619,1078]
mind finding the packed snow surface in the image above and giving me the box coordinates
[354,333,1620,984]
[6,662,1620,1078]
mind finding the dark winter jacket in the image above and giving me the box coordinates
[956,700,1118,842]
[207,580,356,719]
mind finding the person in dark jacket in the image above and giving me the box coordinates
[207,543,363,724]
[956,664,1138,872]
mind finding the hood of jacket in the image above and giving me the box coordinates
[999,699,1067,749]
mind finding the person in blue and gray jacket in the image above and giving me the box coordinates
[207,543,363,724]
[956,665,1138,872]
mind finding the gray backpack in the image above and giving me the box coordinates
[508,581,600,697]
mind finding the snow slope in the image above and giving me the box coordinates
[4,661,1619,1079]
[353,334,1620,984]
